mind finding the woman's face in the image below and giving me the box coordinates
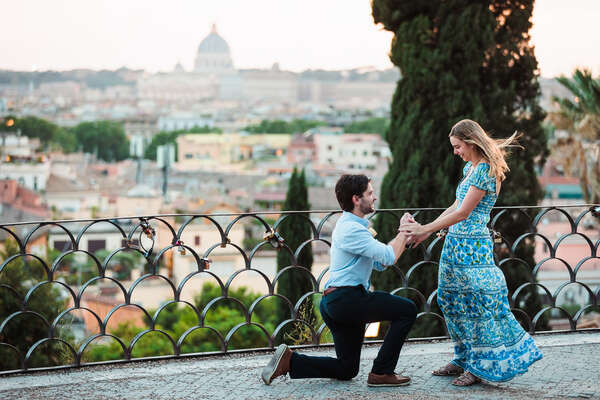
[450,136,476,162]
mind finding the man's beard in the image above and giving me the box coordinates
[360,202,375,215]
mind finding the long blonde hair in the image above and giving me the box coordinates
[449,119,522,182]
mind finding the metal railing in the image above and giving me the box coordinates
[1,205,599,374]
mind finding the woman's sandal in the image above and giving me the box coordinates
[432,363,464,376]
[452,371,482,386]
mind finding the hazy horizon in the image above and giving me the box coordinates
[0,0,598,78]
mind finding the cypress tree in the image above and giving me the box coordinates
[275,168,314,325]
[371,1,548,337]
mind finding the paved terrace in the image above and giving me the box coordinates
[1,331,599,400]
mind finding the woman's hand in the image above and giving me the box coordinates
[400,212,415,225]
[399,213,416,246]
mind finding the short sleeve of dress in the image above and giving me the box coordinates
[470,163,495,193]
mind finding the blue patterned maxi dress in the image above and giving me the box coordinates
[437,162,542,382]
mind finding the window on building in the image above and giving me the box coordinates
[53,240,72,252]
[121,239,139,247]
[88,239,106,253]
[185,153,193,159]
[194,235,201,246]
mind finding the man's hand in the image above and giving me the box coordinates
[409,233,429,247]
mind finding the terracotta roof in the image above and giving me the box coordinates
[0,179,49,217]
[45,174,91,192]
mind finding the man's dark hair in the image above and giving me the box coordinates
[335,174,370,212]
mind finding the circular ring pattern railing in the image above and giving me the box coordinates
[0,205,599,374]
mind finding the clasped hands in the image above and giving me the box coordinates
[398,212,430,247]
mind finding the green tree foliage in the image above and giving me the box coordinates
[344,117,389,136]
[51,128,78,153]
[94,249,143,281]
[3,115,61,148]
[143,126,221,160]
[371,1,548,336]
[554,69,600,134]
[70,121,129,161]
[84,282,278,361]
[275,168,314,325]
[144,131,179,160]
[14,116,58,145]
[0,238,71,371]
[552,68,600,203]
[244,119,325,134]
[2,115,74,153]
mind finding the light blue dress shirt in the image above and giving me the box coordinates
[324,211,396,291]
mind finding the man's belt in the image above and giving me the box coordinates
[323,286,357,296]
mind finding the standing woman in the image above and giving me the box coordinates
[401,119,542,386]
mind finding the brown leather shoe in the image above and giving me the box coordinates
[367,372,411,387]
[261,344,293,385]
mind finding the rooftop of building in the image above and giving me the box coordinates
[0,179,48,218]
[197,24,230,55]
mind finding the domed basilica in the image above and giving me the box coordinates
[137,24,242,101]
[137,24,394,106]
[194,24,235,74]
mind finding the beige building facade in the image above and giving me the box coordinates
[176,133,290,170]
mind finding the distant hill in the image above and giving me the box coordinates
[0,67,142,89]
[0,66,400,90]
[298,67,400,82]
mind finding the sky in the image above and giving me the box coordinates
[0,0,598,77]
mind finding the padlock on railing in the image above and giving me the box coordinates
[145,228,155,239]
[263,229,284,248]
[140,218,155,239]
[220,237,231,248]
[200,258,212,270]
[492,230,502,244]
[176,240,186,255]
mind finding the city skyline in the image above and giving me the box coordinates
[0,0,598,77]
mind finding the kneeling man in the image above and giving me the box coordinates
[261,174,417,387]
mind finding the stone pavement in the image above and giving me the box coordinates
[1,331,599,400]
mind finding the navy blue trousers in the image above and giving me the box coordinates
[289,285,417,380]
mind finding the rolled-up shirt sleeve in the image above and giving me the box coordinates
[339,223,396,266]
[373,261,388,271]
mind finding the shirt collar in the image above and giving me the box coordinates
[342,211,369,227]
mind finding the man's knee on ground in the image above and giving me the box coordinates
[336,360,360,380]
